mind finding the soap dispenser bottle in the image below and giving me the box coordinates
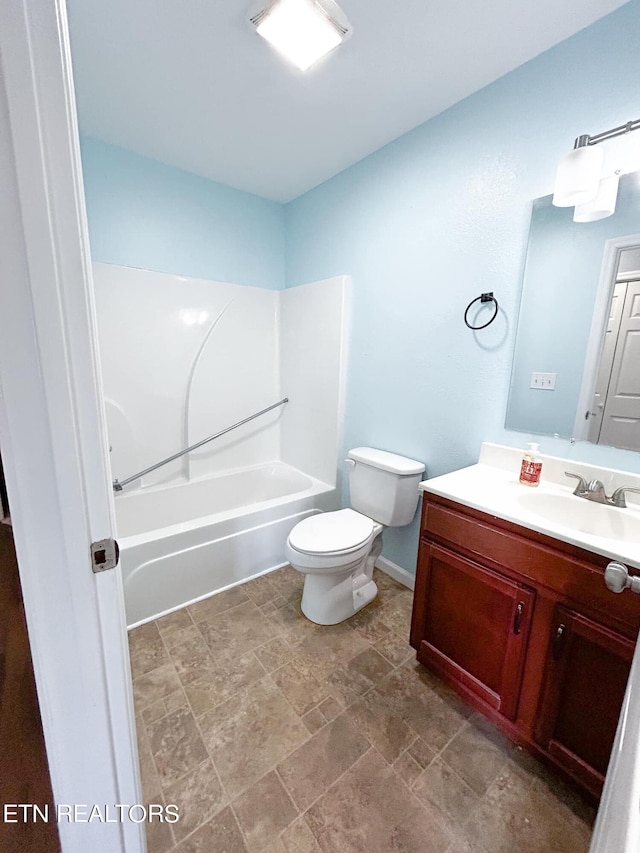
[519,442,542,487]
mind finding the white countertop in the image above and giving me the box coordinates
[419,443,640,570]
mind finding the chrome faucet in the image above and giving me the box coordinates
[565,472,640,508]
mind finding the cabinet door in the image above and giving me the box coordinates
[535,606,635,798]
[415,543,535,720]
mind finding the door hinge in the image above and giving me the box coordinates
[91,538,120,573]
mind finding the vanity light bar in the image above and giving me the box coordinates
[553,117,640,214]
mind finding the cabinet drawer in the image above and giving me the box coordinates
[422,499,640,635]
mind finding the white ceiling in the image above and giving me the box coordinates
[67,0,628,203]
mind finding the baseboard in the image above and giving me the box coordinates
[375,556,415,591]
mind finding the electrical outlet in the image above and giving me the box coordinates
[530,372,557,390]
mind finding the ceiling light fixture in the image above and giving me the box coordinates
[250,0,351,72]
[552,118,640,221]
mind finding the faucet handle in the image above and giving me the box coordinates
[610,486,640,509]
[565,471,588,496]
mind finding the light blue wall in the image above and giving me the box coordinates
[285,1,640,573]
[81,137,285,289]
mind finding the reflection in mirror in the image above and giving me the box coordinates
[505,172,640,451]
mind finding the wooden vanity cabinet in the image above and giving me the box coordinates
[411,493,640,802]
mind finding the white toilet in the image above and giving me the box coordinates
[285,447,425,625]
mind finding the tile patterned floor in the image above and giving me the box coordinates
[129,567,596,853]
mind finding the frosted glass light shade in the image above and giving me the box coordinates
[255,0,344,71]
[573,174,620,222]
[552,145,605,207]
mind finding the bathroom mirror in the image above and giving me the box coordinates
[505,172,640,450]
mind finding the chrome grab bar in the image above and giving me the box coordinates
[112,397,289,492]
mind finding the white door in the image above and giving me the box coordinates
[598,279,640,450]
[0,1,142,851]
[588,281,626,444]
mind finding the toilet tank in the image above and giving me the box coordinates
[347,447,425,527]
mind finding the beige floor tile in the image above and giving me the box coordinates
[198,600,283,656]
[413,758,480,835]
[254,637,295,673]
[301,708,326,734]
[232,771,298,852]
[155,609,194,640]
[142,688,188,726]
[293,626,372,681]
[200,676,308,799]
[168,631,217,686]
[185,651,265,716]
[162,758,227,842]
[316,696,341,722]
[281,816,322,853]
[187,586,250,623]
[349,605,392,642]
[375,664,468,750]
[266,565,304,603]
[161,623,203,651]
[173,805,248,853]
[147,705,209,788]
[266,602,318,647]
[243,574,282,606]
[407,736,437,769]
[137,724,162,801]
[277,714,370,811]
[145,809,175,853]
[260,839,288,853]
[460,767,591,853]
[271,661,330,716]
[346,689,415,763]
[373,631,415,666]
[392,750,423,788]
[440,718,510,795]
[305,749,451,853]
[375,593,415,639]
[129,622,171,679]
[133,662,183,711]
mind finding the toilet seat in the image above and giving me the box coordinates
[288,508,375,556]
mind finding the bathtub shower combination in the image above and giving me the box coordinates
[94,263,350,627]
[117,461,335,626]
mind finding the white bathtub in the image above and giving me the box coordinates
[116,461,336,627]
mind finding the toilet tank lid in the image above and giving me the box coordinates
[347,447,425,476]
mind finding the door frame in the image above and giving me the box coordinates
[0,1,141,852]
[573,232,640,441]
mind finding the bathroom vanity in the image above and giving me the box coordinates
[410,444,640,803]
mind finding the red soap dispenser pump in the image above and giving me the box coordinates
[519,442,542,487]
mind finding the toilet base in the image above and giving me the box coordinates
[301,570,378,626]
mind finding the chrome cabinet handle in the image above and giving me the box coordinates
[513,602,524,636]
[552,624,566,660]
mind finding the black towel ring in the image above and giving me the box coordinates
[464,292,499,330]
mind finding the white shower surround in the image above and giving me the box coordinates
[93,263,350,624]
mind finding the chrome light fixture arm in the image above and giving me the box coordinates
[573,118,640,149]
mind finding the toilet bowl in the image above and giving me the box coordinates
[285,508,384,625]
[286,447,425,625]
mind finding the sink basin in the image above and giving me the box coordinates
[516,491,640,543]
